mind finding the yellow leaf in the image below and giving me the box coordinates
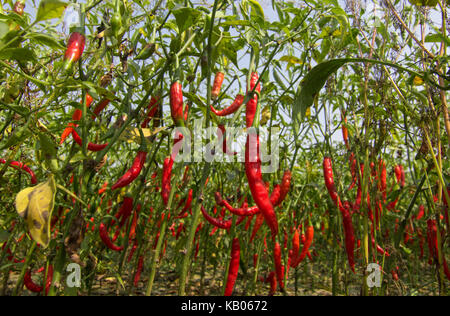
[279,55,304,65]
[119,127,166,143]
[332,29,342,37]
[413,76,424,86]
[260,105,271,126]
[305,107,311,118]
[15,175,56,248]
[139,27,147,37]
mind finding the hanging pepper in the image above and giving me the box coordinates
[218,124,237,155]
[250,213,265,243]
[245,131,278,239]
[210,94,245,117]
[141,96,160,128]
[60,93,94,144]
[91,98,112,120]
[201,205,232,229]
[274,242,284,291]
[341,111,349,149]
[211,71,225,100]
[0,158,37,184]
[274,170,292,207]
[161,157,174,206]
[99,223,124,251]
[63,32,86,72]
[111,151,147,190]
[170,81,185,126]
[291,224,314,268]
[224,238,240,296]
[24,265,53,295]
[339,201,356,273]
[71,128,108,152]
[246,72,261,128]
[134,255,145,287]
[394,165,405,188]
[323,157,341,208]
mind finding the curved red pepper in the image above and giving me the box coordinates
[224,238,240,296]
[210,94,245,117]
[99,223,124,251]
[0,158,37,184]
[200,205,232,229]
[111,151,147,190]
[141,96,160,128]
[71,128,108,152]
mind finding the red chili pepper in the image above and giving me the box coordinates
[0,159,37,184]
[63,32,85,71]
[274,170,292,207]
[201,205,232,229]
[347,153,357,191]
[250,213,265,243]
[379,159,387,201]
[253,253,259,268]
[112,196,134,229]
[161,157,174,206]
[353,163,364,212]
[127,239,138,262]
[170,81,185,126]
[291,224,314,268]
[71,128,108,152]
[210,94,245,116]
[218,124,237,155]
[274,242,284,290]
[341,112,349,149]
[111,151,147,190]
[245,215,254,231]
[134,255,145,287]
[99,223,124,251]
[391,268,399,281]
[211,71,225,100]
[394,165,405,188]
[91,98,111,119]
[224,238,240,296]
[290,229,300,262]
[339,201,356,273]
[141,96,160,128]
[267,271,277,296]
[98,181,108,195]
[323,157,341,208]
[176,222,184,240]
[246,72,261,128]
[245,132,278,239]
[24,265,53,295]
[128,204,141,241]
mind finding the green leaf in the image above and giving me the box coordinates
[408,0,438,6]
[293,59,348,127]
[172,8,202,33]
[425,33,450,46]
[35,0,68,23]
[26,33,65,50]
[248,0,265,20]
[0,12,28,29]
[0,20,8,39]
[221,20,251,27]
